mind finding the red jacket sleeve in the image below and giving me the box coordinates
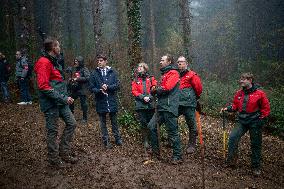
[161,70,179,91]
[191,74,203,97]
[230,91,241,111]
[131,81,141,97]
[34,59,53,91]
[259,92,270,119]
[151,76,157,87]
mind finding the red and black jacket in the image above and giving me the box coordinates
[179,70,202,97]
[34,53,68,112]
[154,65,180,116]
[227,84,270,124]
[132,73,157,110]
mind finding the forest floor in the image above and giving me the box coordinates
[0,102,283,189]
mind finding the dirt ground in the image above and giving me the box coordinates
[0,102,283,189]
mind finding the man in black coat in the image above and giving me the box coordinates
[89,54,122,148]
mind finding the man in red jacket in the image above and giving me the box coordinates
[149,54,182,164]
[34,37,78,167]
[177,56,202,154]
[221,73,270,176]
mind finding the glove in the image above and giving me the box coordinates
[196,100,202,113]
[150,88,157,95]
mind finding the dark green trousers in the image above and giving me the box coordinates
[178,106,197,146]
[148,111,182,159]
[227,120,263,168]
[44,105,77,161]
[137,109,155,146]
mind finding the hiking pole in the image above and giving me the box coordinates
[222,111,228,159]
[196,101,205,189]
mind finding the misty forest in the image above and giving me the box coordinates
[0,0,283,188]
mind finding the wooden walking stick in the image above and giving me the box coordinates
[196,102,205,189]
[222,111,228,159]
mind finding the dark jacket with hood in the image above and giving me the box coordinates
[67,56,90,96]
[89,66,120,113]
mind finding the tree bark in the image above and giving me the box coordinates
[14,0,37,58]
[92,0,103,58]
[50,0,63,42]
[149,0,157,75]
[79,0,86,57]
[126,0,142,70]
[179,0,192,62]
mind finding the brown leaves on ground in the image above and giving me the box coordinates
[0,102,283,188]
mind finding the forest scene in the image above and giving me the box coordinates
[0,0,283,188]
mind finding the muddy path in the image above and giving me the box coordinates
[0,102,283,188]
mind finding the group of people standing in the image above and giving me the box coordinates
[132,55,203,164]
[0,51,32,104]
[0,36,270,176]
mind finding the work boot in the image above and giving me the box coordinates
[171,157,183,165]
[186,145,196,154]
[81,119,87,125]
[141,128,150,149]
[104,140,113,149]
[60,153,79,164]
[252,168,261,177]
[48,158,66,168]
[225,154,238,168]
[115,138,123,146]
[187,133,197,154]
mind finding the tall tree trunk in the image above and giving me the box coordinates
[79,0,86,57]
[149,0,157,75]
[50,0,63,42]
[1,0,16,59]
[65,0,73,50]
[115,0,127,49]
[179,0,192,62]
[126,0,142,70]
[15,0,37,58]
[92,0,103,58]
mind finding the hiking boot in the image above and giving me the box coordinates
[104,141,113,149]
[252,168,261,177]
[225,153,238,168]
[60,154,79,164]
[186,146,195,154]
[115,139,123,146]
[48,159,66,168]
[4,98,11,103]
[143,140,150,149]
[171,157,183,165]
[17,101,28,105]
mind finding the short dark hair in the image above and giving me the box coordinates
[96,54,107,60]
[44,37,57,52]
[241,72,254,81]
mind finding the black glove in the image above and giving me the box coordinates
[196,100,202,113]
